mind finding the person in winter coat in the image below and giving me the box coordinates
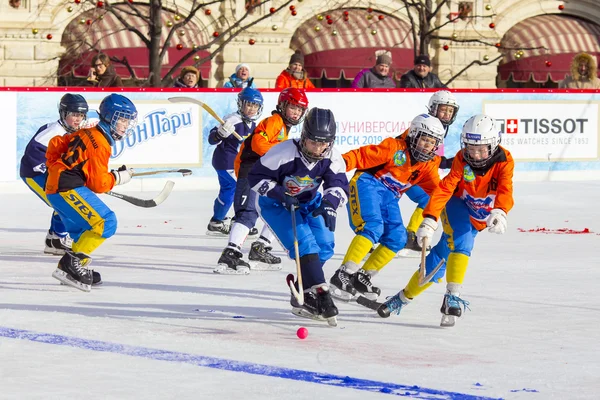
[559,52,600,89]
[352,50,396,89]
[275,51,315,89]
[87,54,123,88]
[223,63,256,89]
[399,55,446,89]
[173,66,200,88]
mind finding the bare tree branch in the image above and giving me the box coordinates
[443,54,503,86]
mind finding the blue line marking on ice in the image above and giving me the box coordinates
[0,326,502,399]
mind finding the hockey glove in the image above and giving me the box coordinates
[312,200,337,232]
[416,217,438,247]
[217,121,235,139]
[282,193,299,210]
[487,209,507,234]
[112,165,133,186]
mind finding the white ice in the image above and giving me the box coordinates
[0,180,598,399]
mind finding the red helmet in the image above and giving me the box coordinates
[277,88,308,126]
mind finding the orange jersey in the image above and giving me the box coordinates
[343,136,440,197]
[235,113,289,179]
[423,146,515,230]
[45,127,116,194]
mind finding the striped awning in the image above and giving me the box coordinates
[290,9,415,79]
[499,14,600,82]
[59,4,210,79]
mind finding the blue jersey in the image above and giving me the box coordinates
[208,112,255,170]
[20,121,67,178]
[248,139,349,209]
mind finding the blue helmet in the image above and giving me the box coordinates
[98,94,138,141]
[59,93,88,133]
[237,88,264,122]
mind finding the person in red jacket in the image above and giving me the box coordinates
[275,50,316,89]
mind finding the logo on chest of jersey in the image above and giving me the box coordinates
[393,150,407,166]
[463,165,475,182]
[462,191,494,221]
[284,175,318,195]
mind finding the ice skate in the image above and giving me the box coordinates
[213,248,250,275]
[248,241,282,271]
[289,282,338,327]
[351,269,381,301]
[377,290,411,318]
[329,265,357,301]
[44,231,73,256]
[52,251,93,292]
[206,218,231,237]
[315,285,338,326]
[396,231,430,258]
[440,291,470,327]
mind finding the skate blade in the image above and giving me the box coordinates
[440,314,456,327]
[44,247,66,256]
[396,248,426,258]
[213,264,250,275]
[205,230,230,237]
[248,261,282,271]
[326,316,338,327]
[52,269,91,292]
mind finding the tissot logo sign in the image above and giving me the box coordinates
[484,101,599,161]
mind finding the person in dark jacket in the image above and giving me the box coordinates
[352,50,396,89]
[173,66,200,88]
[399,55,446,89]
[87,53,124,88]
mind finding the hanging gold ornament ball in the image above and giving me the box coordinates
[178,30,185,37]
[67,6,73,12]
[518,50,524,56]
[272,25,278,31]
[194,55,200,61]
[366,14,373,20]
[485,4,492,11]
[314,26,321,32]
[371,29,377,35]
[332,29,338,36]
[166,21,173,27]
[483,55,490,61]
[317,15,324,21]
[79,18,86,24]
[32,28,38,34]
[174,15,181,21]
[515,52,522,59]
[192,44,198,49]
[98,14,104,20]
[452,32,458,39]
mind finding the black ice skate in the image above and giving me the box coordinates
[351,268,381,300]
[289,279,337,327]
[206,218,231,236]
[329,265,357,301]
[396,231,431,258]
[214,248,250,275]
[440,291,470,327]
[248,241,282,271]
[315,285,338,326]
[44,231,73,256]
[52,251,93,292]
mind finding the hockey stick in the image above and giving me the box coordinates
[168,97,243,140]
[288,207,304,306]
[107,181,174,208]
[418,237,445,286]
[132,169,192,177]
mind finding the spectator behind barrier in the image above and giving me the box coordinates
[559,52,600,89]
[223,63,256,89]
[352,50,396,89]
[87,54,124,88]
[275,50,315,89]
[399,55,446,89]
[173,66,200,88]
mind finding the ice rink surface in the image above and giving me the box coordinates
[1,180,598,399]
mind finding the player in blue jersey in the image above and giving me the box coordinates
[206,88,264,237]
[19,93,89,256]
[248,108,349,325]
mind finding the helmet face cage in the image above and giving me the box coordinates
[237,89,264,122]
[461,135,499,168]
[110,110,138,141]
[428,91,459,127]
[300,133,333,163]
[277,89,308,126]
[409,130,441,162]
[59,95,89,133]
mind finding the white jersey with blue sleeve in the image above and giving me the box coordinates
[20,121,67,178]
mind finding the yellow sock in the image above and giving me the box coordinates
[362,245,396,273]
[406,207,425,233]
[446,253,469,284]
[403,270,433,299]
[72,231,106,255]
[342,235,373,272]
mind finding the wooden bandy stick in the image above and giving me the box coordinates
[168,97,243,140]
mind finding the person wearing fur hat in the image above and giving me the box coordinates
[275,50,316,89]
[173,66,200,88]
[399,55,445,89]
[352,50,396,89]
[559,52,600,89]
[224,63,256,89]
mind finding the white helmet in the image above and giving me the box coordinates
[407,114,446,162]
[428,90,459,127]
[461,114,501,168]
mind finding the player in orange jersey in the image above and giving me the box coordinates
[378,114,514,327]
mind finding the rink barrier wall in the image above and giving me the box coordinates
[2,87,600,192]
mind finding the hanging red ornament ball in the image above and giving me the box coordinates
[558,5,565,10]
[248,38,256,45]
[546,61,552,67]
[292,10,297,16]
[96,1,103,7]
[205,9,211,15]
[74,0,81,4]
[344,16,349,22]
[176,44,183,50]
[343,11,349,16]
[46,34,53,40]
[289,5,295,11]
[86,19,92,25]
[327,19,333,25]
[269,7,276,14]
[378,15,384,20]
[326,15,330,19]
[443,44,449,51]
[128,0,133,3]
[495,42,501,48]
[489,22,495,29]
[213,31,219,37]
[367,8,373,13]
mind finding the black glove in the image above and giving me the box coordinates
[312,200,337,231]
[282,193,299,210]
